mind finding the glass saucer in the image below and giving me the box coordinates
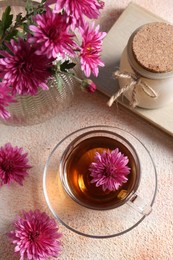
[43,126,157,238]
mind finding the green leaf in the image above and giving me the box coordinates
[15,13,23,24]
[0,6,13,37]
[5,29,18,41]
[25,0,34,14]
[60,60,76,72]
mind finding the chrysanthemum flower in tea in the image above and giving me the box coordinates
[89,148,131,191]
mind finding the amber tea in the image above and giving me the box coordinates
[60,135,140,210]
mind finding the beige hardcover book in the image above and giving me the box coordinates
[93,2,173,137]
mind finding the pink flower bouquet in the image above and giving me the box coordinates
[0,0,106,119]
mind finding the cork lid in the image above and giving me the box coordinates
[132,22,173,73]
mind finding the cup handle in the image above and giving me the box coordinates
[127,193,152,216]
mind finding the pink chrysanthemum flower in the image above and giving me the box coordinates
[89,148,131,192]
[80,23,106,77]
[0,143,32,186]
[47,0,105,27]
[8,210,62,260]
[0,38,52,96]
[0,83,15,119]
[29,8,77,59]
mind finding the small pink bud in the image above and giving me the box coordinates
[82,79,97,93]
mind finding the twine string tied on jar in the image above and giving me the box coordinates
[107,70,158,108]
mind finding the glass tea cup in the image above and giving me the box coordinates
[60,129,151,215]
[43,126,157,238]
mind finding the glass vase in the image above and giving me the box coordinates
[0,74,76,126]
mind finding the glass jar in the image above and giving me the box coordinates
[118,22,173,109]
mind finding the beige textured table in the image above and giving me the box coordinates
[0,1,173,259]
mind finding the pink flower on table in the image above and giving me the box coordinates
[0,39,52,96]
[46,0,105,27]
[0,143,32,186]
[0,83,15,119]
[8,210,62,260]
[89,148,131,192]
[80,23,106,77]
[29,8,77,59]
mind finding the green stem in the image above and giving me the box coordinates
[56,70,83,84]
